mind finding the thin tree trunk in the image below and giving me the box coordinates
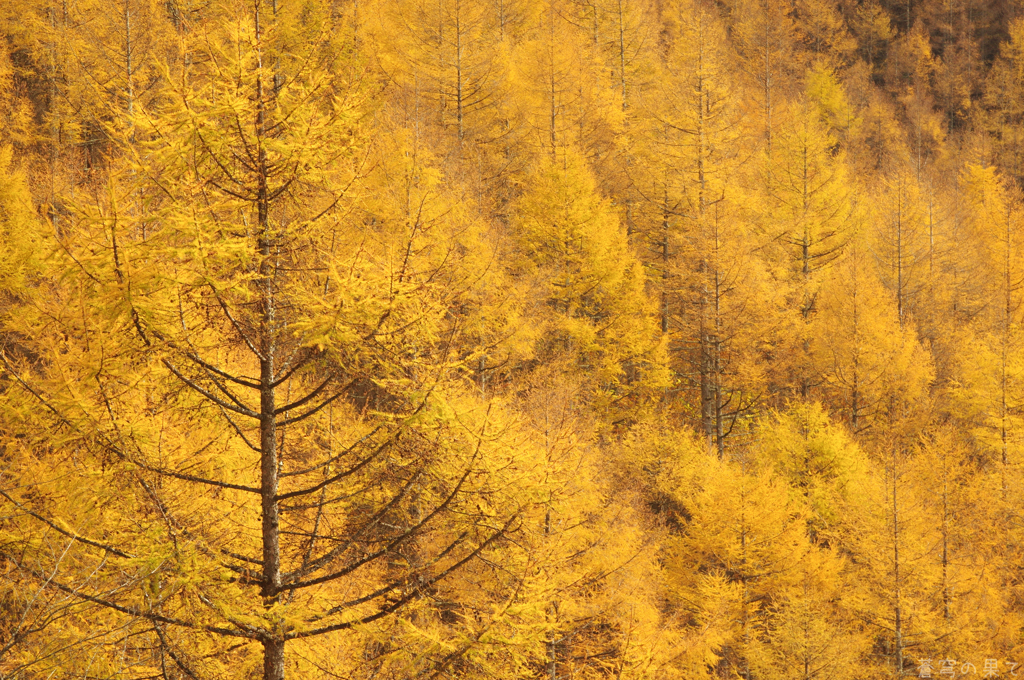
[255,2,284,677]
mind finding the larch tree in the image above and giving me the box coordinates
[842,433,945,678]
[746,406,871,680]
[946,165,1024,494]
[508,149,666,428]
[760,99,856,400]
[814,242,933,433]
[848,0,895,78]
[753,402,872,535]
[724,0,800,155]
[873,162,931,327]
[804,63,860,148]
[589,0,657,114]
[0,1,537,677]
[501,380,670,680]
[765,100,854,302]
[372,0,508,149]
[634,0,775,455]
[910,426,1018,663]
[746,546,866,680]
[0,0,88,227]
[793,0,857,65]
[0,146,72,676]
[984,18,1024,186]
[667,452,813,680]
[12,1,1024,678]
[511,0,622,163]
[888,27,947,172]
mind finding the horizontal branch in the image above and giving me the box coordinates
[283,458,480,589]
[274,375,335,415]
[286,513,519,640]
[161,359,259,419]
[280,467,427,586]
[280,423,387,478]
[278,390,347,427]
[0,489,134,559]
[0,353,260,495]
[9,558,257,640]
[276,434,396,501]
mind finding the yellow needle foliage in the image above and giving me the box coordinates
[5,0,1024,678]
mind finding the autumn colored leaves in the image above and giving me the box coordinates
[5,0,1024,678]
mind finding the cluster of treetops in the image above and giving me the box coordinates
[3,0,1024,677]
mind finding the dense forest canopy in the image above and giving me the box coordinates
[3,0,1024,677]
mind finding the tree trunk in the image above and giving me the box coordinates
[256,2,284,676]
